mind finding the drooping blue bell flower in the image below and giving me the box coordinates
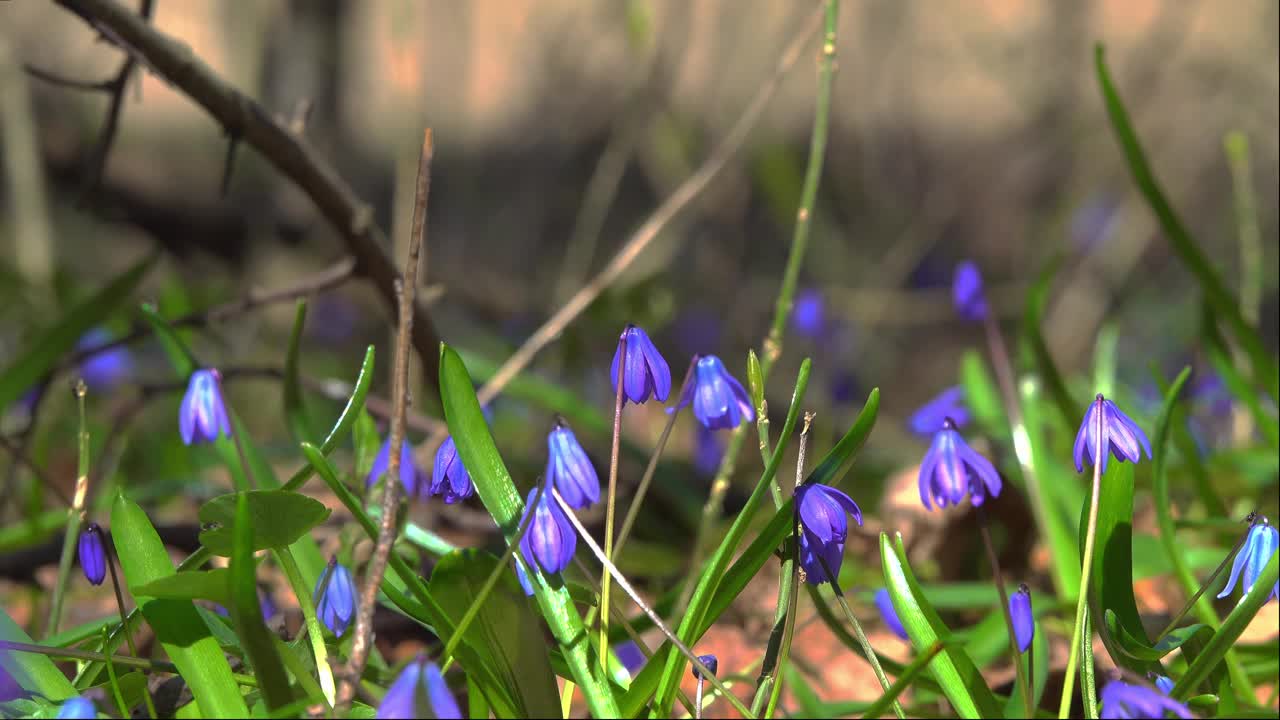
[429,436,474,504]
[908,386,970,437]
[875,588,909,640]
[545,422,599,509]
[611,324,672,405]
[1217,516,1278,604]
[55,696,96,719]
[796,483,863,585]
[1010,584,1034,653]
[178,369,232,445]
[78,523,106,586]
[676,355,754,430]
[1099,680,1192,719]
[77,328,132,392]
[367,436,421,498]
[690,654,718,681]
[376,656,462,719]
[790,288,827,339]
[518,487,576,575]
[918,418,1002,510]
[313,557,356,637]
[952,261,988,322]
[1073,394,1152,474]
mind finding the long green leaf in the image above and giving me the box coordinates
[197,490,331,556]
[861,638,952,720]
[0,610,77,701]
[1095,44,1278,400]
[804,387,879,488]
[229,491,293,710]
[880,532,1000,719]
[132,569,231,606]
[139,302,198,377]
[111,492,249,717]
[1021,258,1076,431]
[0,253,154,411]
[283,300,314,444]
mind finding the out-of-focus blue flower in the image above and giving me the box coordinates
[55,696,96,719]
[178,369,231,445]
[1153,675,1175,695]
[1010,584,1034,653]
[1217,517,1278,604]
[676,355,753,430]
[791,288,827,339]
[908,386,970,437]
[690,654,718,681]
[694,424,723,477]
[1189,372,1233,418]
[213,588,279,622]
[367,437,421,498]
[519,487,576,575]
[77,328,132,392]
[615,641,646,675]
[952,261,988,322]
[430,436,474,504]
[1099,680,1192,719]
[875,588,909,640]
[305,293,359,345]
[796,483,862,585]
[546,422,599,509]
[78,523,106,586]
[313,557,356,637]
[611,324,672,405]
[1073,394,1152,474]
[918,418,1002,510]
[376,656,462,719]
[830,370,860,406]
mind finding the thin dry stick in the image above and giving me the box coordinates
[337,129,432,710]
[600,339,627,671]
[473,3,827,409]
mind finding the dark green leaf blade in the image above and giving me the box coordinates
[805,388,879,488]
[132,570,231,606]
[197,490,331,556]
[229,491,293,710]
[0,609,78,701]
[283,299,314,444]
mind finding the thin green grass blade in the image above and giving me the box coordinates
[283,299,314,444]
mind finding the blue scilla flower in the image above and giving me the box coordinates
[367,437,421,498]
[918,418,1002,510]
[1153,675,1175,695]
[55,696,96,719]
[953,261,988,322]
[690,654,718,681]
[519,487,576,575]
[377,656,462,719]
[78,523,106,586]
[1073,394,1152,474]
[676,355,754,430]
[796,483,863,585]
[875,588,909,640]
[1099,680,1192,719]
[1218,516,1278,604]
[1010,584,1034,653]
[429,436,474,504]
[908,386,970,437]
[178,369,231,445]
[611,324,672,405]
[546,422,599,509]
[313,557,356,637]
[694,424,723,477]
[615,640,646,675]
[791,288,827,339]
[77,328,132,392]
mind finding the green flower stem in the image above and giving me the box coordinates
[1059,417,1104,719]
[46,381,89,637]
[600,343,627,673]
[105,541,157,719]
[976,508,1031,716]
[818,555,904,719]
[275,547,336,706]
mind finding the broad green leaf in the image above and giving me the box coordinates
[881,531,1000,719]
[132,569,230,606]
[111,492,249,717]
[805,388,879,488]
[960,350,1004,432]
[283,299,314,444]
[1105,610,1210,662]
[1095,44,1278,401]
[429,550,560,718]
[228,491,293,710]
[0,608,77,701]
[1018,376,1082,596]
[0,254,154,412]
[197,490,330,556]
[438,345,618,718]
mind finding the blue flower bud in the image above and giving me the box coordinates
[1073,394,1152,474]
[611,324,672,405]
[78,523,106,586]
[690,654,718,681]
[1099,680,1192,719]
[676,355,754,431]
[790,288,827,339]
[1217,516,1278,604]
[518,487,576,575]
[908,386,970,437]
[1153,675,1175,696]
[952,261,988,322]
[875,588,909,640]
[313,557,356,637]
[918,418,1002,510]
[796,483,862,584]
[178,369,231,445]
[55,696,96,719]
[546,422,599,509]
[376,656,461,719]
[367,436,421,498]
[1010,584,1034,653]
[429,436,474,504]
